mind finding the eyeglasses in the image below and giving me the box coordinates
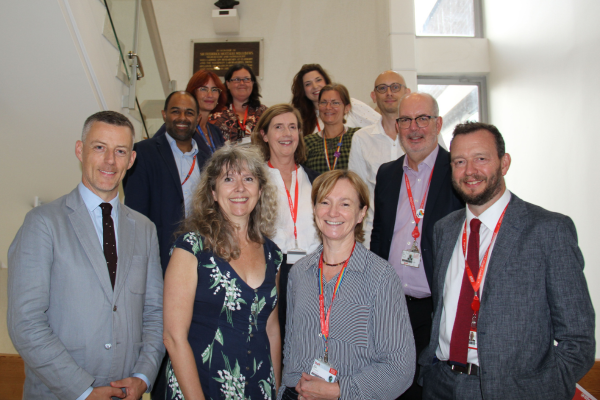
[197,86,222,94]
[374,83,405,94]
[396,115,438,129]
[229,77,252,84]
[318,100,343,108]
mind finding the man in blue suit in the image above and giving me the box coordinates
[124,91,211,274]
[419,122,595,400]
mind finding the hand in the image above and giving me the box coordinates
[296,373,340,400]
[86,386,126,399]
[110,377,147,400]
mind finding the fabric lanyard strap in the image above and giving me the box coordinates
[197,125,216,154]
[461,204,509,312]
[323,130,345,171]
[181,155,197,186]
[268,162,299,243]
[318,242,356,356]
[232,104,249,133]
[404,167,435,241]
[316,120,321,132]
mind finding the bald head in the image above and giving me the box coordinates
[371,71,410,116]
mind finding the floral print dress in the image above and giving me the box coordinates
[166,232,282,400]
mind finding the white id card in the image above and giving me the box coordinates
[468,329,478,350]
[286,249,307,264]
[310,359,338,383]
[401,250,421,268]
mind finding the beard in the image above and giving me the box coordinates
[452,165,504,206]
[166,119,196,142]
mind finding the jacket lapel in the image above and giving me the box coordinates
[157,133,184,200]
[66,188,114,301]
[422,146,450,234]
[113,204,135,301]
[437,210,465,297]
[384,156,406,240]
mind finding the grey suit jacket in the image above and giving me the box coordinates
[7,187,165,399]
[419,194,595,400]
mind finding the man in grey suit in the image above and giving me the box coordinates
[7,111,165,399]
[419,122,595,400]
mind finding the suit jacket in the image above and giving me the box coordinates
[7,188,165,399]
[419,194,596,400]
[370,146,464,289]
[123,130,211,273]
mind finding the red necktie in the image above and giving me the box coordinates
[449,218,481,364]
[100,203,118,289]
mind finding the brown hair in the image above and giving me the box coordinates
[185,69,227,113]
[311,170,370,243]
[291,64,332,137]
[251,104,307,164]
[318,83,352,124]
[180,145,278,261]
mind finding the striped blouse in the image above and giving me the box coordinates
[278,243,416,399]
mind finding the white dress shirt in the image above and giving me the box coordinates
[436,189,512,365]
[348,120,404,248]
[267,165,320,261]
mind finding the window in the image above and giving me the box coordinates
[414,0,483,37]
[418,76,488,146]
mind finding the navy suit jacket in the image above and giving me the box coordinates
[370,146,464,290]
[123,128,217,273]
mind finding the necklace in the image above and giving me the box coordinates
[322,257,349,267]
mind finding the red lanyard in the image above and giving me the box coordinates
[181,155,196,186]
[318,242,355,342]
[268,162,299,242]
[404,167,435,240]
[316,120,321,132]
[461,204,509,311]
[232,104,249,133]
[323,130,345,171]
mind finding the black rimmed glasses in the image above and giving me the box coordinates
[396,115,438,129]
[374,83,405,94]
[229,77,252,84]
[197,86,223,94]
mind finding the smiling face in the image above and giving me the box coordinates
[194,77,220,113]
[162,92,199,142]
[303,70,327,104]
[212,165,262,225]
[226,68,253,103]
[314,178,367,245]
[261,112,299,162]
[370,71,409,116]
[450,129,511,215]
[318,90,350,127]
[398,93,442,162]
[76,121,136,202]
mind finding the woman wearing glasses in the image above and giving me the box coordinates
[154,69,227,157]
[291,64,380,137]
[211,63,267,144]
[303,84,360,174]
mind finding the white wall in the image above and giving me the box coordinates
[484,0,600,356]
[152,0,391,108]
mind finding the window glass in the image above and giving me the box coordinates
[415,0,475,37]
[418,84,479,146]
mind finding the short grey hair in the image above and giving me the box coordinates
[81,111,135,142]
[400,92,440,117]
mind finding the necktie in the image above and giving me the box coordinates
[100,203,117,289]
[449,218,482,365]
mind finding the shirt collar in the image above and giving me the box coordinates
[165,132,198,156]
[466,188,512,232]
[302,243,368,273]
[403,145,439,172]
[77,182,119,214]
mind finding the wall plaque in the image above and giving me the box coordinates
[193,41,260,77]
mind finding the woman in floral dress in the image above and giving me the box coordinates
[163,145,282,400]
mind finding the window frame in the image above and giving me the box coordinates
[414,0,484,38]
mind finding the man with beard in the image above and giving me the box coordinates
[419,122,595,400]
[371,92,464,400]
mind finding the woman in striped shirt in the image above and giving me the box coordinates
[279,170,416,400]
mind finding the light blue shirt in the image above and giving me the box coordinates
[165,132,200,217]
[76,183,150,399]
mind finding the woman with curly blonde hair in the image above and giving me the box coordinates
[163,145,282,400]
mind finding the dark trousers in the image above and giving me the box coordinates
[422,360,483,400]
[150,354,168,399]
[278,258,292,350]
[397,296,433,400]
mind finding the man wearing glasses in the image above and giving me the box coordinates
[349,70,411,248]
[370,92,464,400]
